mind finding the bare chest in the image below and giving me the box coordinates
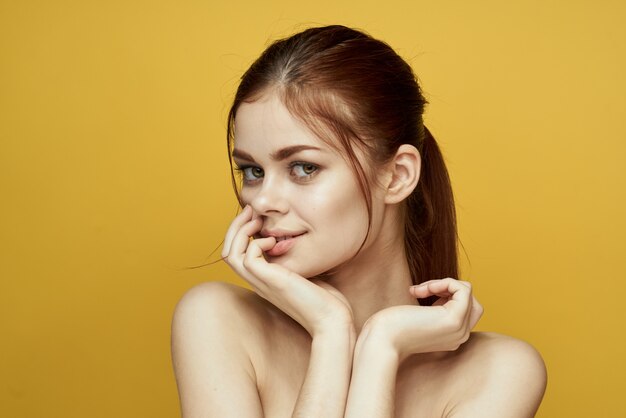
[252,323,455,418]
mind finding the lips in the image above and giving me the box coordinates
[261,231,306,257]
[275,233,304,242]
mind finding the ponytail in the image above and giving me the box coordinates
[404,126,459,305]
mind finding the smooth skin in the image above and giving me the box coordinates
[171,94,547,417]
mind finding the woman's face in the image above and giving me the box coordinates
[233,94,377,278]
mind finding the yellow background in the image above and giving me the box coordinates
[1,1,624,417]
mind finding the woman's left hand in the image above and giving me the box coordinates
[355,278,483,362]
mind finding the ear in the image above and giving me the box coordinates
[383,144,421,204]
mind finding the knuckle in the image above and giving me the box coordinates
[442,315,464,334]
[452,326,466,340]
[242,255,252,269]
[445,344,461,352]
[476,304,484,316]
[226,253,235,265]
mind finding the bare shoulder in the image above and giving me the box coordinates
[461,331,546,370]
[461,332,547,383]
[174,280,262,312]
[171,281,280,369]
[446,332,547,417]
[171,281,273,418]
[173,281,270,326]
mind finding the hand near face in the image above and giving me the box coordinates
[222,205,355,338]
[356,278,483,362]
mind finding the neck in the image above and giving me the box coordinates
[322,209,418,334]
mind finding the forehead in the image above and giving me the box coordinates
[234,94,327,151]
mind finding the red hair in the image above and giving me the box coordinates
[227,25,459,304]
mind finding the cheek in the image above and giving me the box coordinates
[305,180,369,242]
[238,188,257,207]
[304,177,363,215]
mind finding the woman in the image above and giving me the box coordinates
[172,25,547,417]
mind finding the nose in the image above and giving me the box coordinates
[247,176,289,216]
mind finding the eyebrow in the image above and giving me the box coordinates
[232,145,323,162]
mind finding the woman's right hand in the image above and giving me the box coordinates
[355,278,483,362]
[221,205,355,338]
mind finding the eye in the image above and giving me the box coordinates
[290,162,319,180]
[235,165,264,183]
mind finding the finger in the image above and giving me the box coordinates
[411,278,471,315]
[224,218,264,288]
[410,286,452,299]
[456,281,478,326]
[244,240,296,291]
[446,280,472,319]
[222,205,252,257]
[246,236,277,258]
[410,278,459,298]
[409,279,451,299]
[250,207,261,221]
[455,281,474,322]
[468,297,483,329]
[228,217,263,258]
[410,278,472,299]
[237,237,277,290]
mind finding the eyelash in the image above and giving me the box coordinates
[234,161,320,185]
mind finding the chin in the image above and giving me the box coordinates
[266,256,327,279]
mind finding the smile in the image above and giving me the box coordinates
[275,233,305,242]
[265,232,306,257]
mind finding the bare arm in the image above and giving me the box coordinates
[344,329,399,417]
[345,280,545,418]
[345,333,547,418]
[346,279,482,418]
[171,282,264,418]
[291,326,355,418]
[171,282,356,418]
[220,206,358,417]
